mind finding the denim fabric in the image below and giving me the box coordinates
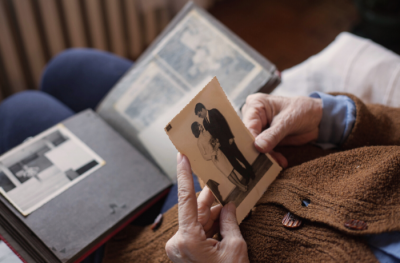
[40,48,133,113]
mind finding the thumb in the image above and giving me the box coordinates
[220,203,242,239]
[254,122,286,153]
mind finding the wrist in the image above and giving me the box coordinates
[310,97,323,141]
[311,97,323,120]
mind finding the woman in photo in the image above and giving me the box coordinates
[191,121,247,192]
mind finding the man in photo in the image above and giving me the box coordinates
[190,121,248,193]
[195,103,255,184]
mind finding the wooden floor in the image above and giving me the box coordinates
[210,0,358,71]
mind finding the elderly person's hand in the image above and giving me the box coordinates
[165,153,249,263]
[242,94,323,168]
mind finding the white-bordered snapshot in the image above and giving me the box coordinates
[165,77,282,223]
[0,124,105,216]
[0,239,23,263]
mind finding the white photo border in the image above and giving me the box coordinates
[0,124,105,216]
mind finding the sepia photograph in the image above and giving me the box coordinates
[0,125,105,215]
[166,77,281,223]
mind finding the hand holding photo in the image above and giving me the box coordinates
[165,77,282,223]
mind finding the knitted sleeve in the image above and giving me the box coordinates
[334,93,400,150]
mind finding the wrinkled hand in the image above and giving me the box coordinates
[242,94,323,167]
[165,153,249,263]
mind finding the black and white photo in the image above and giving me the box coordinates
[190,102,274,208]
[0,239,22,263]
[0,125,105,215]
[166,77,281,223]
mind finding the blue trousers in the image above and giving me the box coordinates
[0,49,201,262]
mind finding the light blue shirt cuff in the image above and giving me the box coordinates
[308,93,400,263]
[309,92,356,146]
[366,232,400,262]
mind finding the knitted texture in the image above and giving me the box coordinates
[241,205,377,262]
[103,205,179,263]
[104,94,400,262]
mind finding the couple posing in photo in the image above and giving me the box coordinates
[191,103,255,192]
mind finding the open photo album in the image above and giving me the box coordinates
[97,1,280,181]
[0,2,280,262]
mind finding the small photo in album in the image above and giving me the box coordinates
[165,77,282,223]
[0,238,23,263]
[0,124,105,216]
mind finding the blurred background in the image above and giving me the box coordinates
[0,0,399,101]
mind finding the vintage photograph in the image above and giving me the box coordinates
[192,103,273,207]
[114,8,266,132]
[166,77,282,223]
[0,125,105,215]
[0,240,22,263]
[115,61,187,131]
[155,9,262,98]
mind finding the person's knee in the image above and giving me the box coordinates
[41,49,132,87]
[0,91,74,153]
[0,90,73,127]
[40,48,101,92]
[39,48,132,100]
[1,90,67,114]
[44,48,106,70]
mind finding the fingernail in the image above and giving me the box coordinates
[177,152,183,164]
[255,138,266,151]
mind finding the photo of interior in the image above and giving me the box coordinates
[0,127,102,215]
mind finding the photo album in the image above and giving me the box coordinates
[0,2,281,263]
[96,1,280,181]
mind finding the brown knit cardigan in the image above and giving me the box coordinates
[103,94,400,262]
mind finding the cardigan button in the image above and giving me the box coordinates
[282,212,302,228]
[344,219,368,230]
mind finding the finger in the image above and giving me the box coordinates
[210,204,222,221]
[254,122,287,153]
[242,101,269,138]
[176,153,198,228]
[197,187,216,226]
[279,129,319,146]
[241,103,247,115]
[242,109,263,138]
[268,151,288,168]
[219,202,242,239]
[203,204,222,232]
[165,235,180,262]
[205,221,220,238]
